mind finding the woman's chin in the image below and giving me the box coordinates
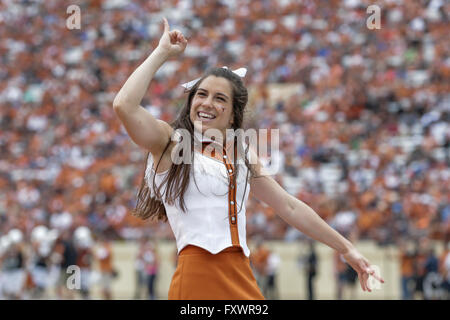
[193,120,213,131]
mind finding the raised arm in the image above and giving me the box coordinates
[112,18,187,155]
[248,149,384,292]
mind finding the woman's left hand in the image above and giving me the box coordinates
[341,247,385,292]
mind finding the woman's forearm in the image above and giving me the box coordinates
[113,47,169,109]
[284,195,354,254]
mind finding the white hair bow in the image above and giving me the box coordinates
[180,66,247,90]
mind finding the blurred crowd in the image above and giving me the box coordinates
[0,225,116,299]
[396,236,449,300]
[0,0,449,299]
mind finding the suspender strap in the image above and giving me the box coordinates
[222,141,239,246]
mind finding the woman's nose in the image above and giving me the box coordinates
[201,96,214,108]
[201,96,224,113]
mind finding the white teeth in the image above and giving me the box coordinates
[198,112,215,119]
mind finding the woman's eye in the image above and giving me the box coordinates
[197,92,225,102]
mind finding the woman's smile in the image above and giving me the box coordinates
[190,75,233,132]
[197,111,217,121]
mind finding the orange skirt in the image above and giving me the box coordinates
[168,245,265,300]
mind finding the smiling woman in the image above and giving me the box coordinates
[190,76,234,134]
[112,17,384,300]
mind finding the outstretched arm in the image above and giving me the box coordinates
[112,18,186,155]
[248,149,384,292]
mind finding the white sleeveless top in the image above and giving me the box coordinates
[145,138,252,257]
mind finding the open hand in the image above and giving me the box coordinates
[341,247,385,292]
[157,17,187,58]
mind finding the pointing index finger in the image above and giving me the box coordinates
[163,17,169,33]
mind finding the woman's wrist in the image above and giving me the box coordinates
[337,240,354,255]
[153,46,171,60]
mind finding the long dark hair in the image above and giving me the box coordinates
[132,67,257,221]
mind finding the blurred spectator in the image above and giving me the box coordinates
[1,229,26,299]
[398,240,415,300]
[439,236,450,299]
[53,229,78,299]
[74,226,94,299]
[334,250,347,300]
[142,240,159,300]
[265,249,280,299]
[29,225,55,299]
[133,237,148,300]
[250,238,271,297]
[334,230,359,299]
[412,238,429,300]
[334,253,358,300]
[303,240,318,300]
[422,244,442,300]
[95,235,115,300]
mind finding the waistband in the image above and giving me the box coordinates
[179,245,243,256]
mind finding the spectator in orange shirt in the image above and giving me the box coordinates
[250,238,270,296]
[398,240,415,300]
[95,235,115,300]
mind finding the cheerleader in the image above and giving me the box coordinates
[113,18,384,299]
